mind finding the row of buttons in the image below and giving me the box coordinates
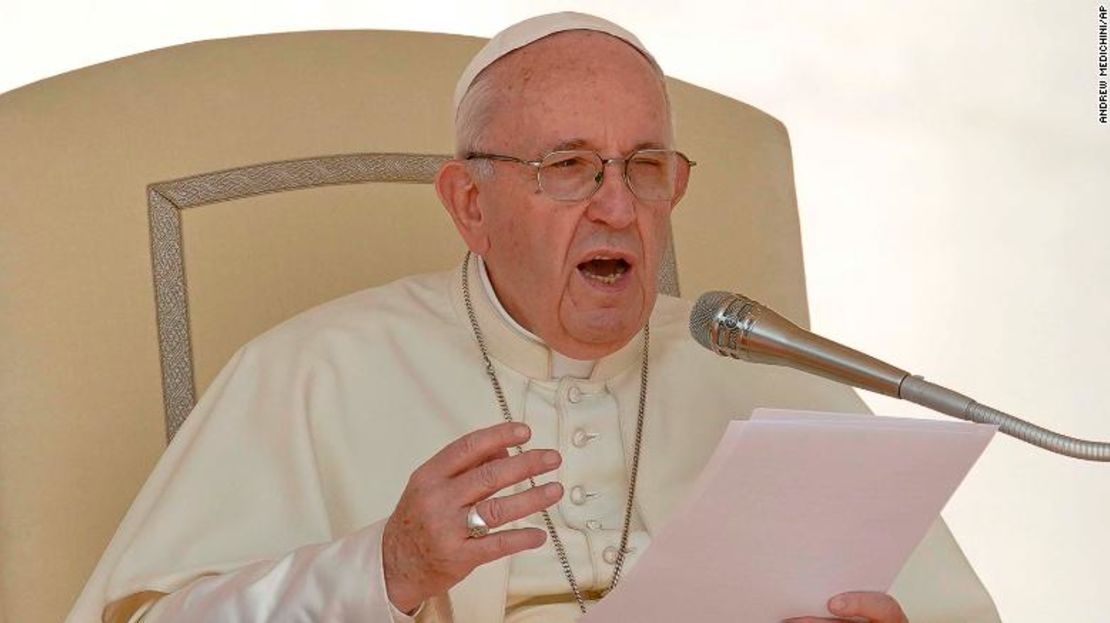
[568,385,601,519]
[561,380,632,568]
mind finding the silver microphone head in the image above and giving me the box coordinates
[689,291,762,358]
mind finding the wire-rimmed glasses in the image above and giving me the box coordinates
[465,148,695,202]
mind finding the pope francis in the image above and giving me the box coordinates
[67,12,1001,623]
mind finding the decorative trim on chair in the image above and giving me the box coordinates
[148,187,196,443]
[147,152,681,442]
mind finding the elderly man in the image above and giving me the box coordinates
[68,12,998,623]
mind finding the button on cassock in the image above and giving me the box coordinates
[602,546,620,564]
[572,428,599,447]
[567,385,583,403]
[569,486,598,505]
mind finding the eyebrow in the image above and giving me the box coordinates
[548,138,670,153]
[551,138,589,152]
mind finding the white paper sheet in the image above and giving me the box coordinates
[580,409,996,622]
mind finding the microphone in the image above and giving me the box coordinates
[690,290,1110,462]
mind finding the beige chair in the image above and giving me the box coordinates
[1,30,914,622]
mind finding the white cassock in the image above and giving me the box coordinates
[67,254,1001,622]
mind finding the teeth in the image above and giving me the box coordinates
[585,272,619,284]
[582,266,626,285]
[578,254,629,286]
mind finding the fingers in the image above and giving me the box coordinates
[826,592,907,623]
[422,421,530,479]
[451,448,562,504]
[782,592,907,623]
[466,526,548,564]
[383,423,559,612]
[475,481,564,529]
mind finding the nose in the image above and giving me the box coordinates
[585,159,637,229]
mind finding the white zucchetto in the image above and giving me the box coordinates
[452,11,660,115]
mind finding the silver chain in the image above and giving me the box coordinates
[461,253,649,613]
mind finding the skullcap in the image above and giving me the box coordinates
[453,11,659,115]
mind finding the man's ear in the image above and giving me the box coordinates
[436,160,490,254]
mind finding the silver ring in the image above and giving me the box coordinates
[466,504,490,538]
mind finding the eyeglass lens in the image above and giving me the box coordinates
[538,150,684,202]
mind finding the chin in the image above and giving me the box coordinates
[557,312,643,358]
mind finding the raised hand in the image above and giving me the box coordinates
[382,421,563,613]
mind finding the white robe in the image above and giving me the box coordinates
[67,255,1001,622]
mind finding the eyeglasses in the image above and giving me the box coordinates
[465,148,696,202]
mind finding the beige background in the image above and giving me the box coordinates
[3,1,1109,621]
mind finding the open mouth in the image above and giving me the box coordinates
[577,256,631,285]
